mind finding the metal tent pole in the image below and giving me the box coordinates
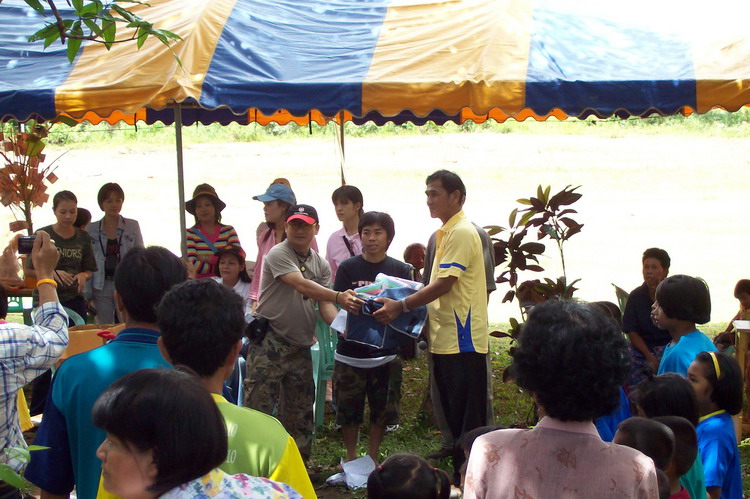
[174,103,187,257]
[338,111,346,185]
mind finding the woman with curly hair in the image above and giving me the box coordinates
[463,300,659,499]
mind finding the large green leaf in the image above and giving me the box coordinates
[24,0,46,14]
[484,225,505,236]
[66,22,84,63]
[0,465,28,490]
[101,19,117,47]
[28,23,58,43]
[80,1,105,17]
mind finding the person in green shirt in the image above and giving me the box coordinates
[156,279,317,499]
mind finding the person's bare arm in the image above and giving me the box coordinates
[278,271,363,314]
[31,231,60,305]
[707,486,721,499]
[74,270,93,293]
[319,301,339,325]
[372,276,457,324]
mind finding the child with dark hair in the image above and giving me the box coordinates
[653,416,699,499]
[632,373,706,499]
[721,279,750,336]
[614,417,675,471]
[367,453,451,499]
[333,211,412,463]
[614,418,674,499]
[211,245,252,322]
[653,275,716,376]
[714,279,750,356]
[73,208,91,230]
[688,352,743,499]
[403,243,426,281]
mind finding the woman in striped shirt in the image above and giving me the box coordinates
[185,184,241,279]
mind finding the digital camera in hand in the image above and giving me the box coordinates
[18,235,36,254]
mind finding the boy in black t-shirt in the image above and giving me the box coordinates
[333,211,411,463]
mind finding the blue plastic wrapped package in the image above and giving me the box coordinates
[344,287,426,349]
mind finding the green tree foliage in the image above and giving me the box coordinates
[24,0,181,62]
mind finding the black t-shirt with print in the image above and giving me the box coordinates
[29,225,97,302]
[334,255,412,358]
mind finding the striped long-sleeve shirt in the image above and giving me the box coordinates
[0,302,68,472]
[186,224,241,279]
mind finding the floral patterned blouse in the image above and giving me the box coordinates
[463,417,659,499]
[160,468,302,498]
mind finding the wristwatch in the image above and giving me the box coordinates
[400,298,410,313]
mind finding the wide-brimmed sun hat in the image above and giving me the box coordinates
[185,183,226,215]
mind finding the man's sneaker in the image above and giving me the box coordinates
[385,424,399,433]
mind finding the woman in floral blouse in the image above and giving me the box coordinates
[93,368,301,499]
[463,300,659,499]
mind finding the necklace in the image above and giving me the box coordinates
[295,250,311,273]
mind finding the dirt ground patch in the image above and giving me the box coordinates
[4,131,748,323]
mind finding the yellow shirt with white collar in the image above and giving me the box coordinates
[428,211,489,355]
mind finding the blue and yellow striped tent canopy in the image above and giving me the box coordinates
[2,0,750,125]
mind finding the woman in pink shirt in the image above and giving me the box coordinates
[325,185,363,281]
[249,181,318,307]
[463,300,659,499]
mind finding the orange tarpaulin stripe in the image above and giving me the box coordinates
[461,108,568,124]
[62,109,146,126]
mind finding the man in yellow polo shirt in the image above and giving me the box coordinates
[374,170,489,483]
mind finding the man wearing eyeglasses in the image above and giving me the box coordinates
[244,204,362,462]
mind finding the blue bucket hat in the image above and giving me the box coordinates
[252,183,296,205]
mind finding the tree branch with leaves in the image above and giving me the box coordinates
[24,0,181,62]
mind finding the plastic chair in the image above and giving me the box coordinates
[7,295,33,325]
[63,307,86,326]
[313,315,337,431]
[226,355,246,406]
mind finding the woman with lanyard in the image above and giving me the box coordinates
[325,185,364,281]
[87,183,143,324]
[185,184,241,280]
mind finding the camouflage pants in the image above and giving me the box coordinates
[244,329,314,460]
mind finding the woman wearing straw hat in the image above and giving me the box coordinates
[185,184,241,279]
